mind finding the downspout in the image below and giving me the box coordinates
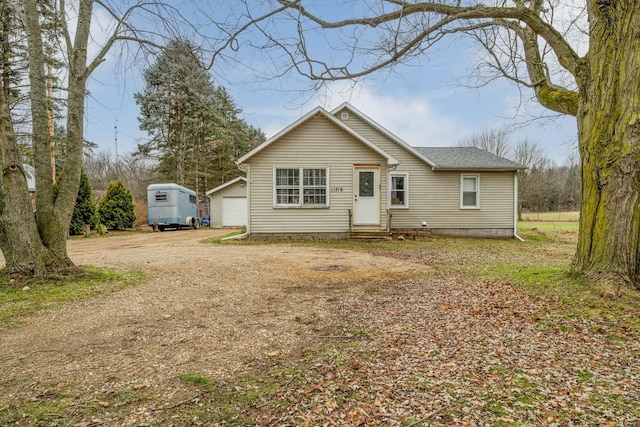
[224,162,250,240]
[513,172,525,242]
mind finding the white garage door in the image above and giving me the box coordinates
[222,197,247,227]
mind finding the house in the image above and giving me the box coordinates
[205,177,248,228]
[235,103,526,239]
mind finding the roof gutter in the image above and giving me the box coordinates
[431,167,524,172]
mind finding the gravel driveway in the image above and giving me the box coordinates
[0,229,419,416]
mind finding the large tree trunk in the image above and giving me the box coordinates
[574,4,640,289]
[20,0,77,269]
[0,3,66,276]
[0,72,58,276]
[0,0,97,277]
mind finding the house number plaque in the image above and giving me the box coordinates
[330,187,344,193]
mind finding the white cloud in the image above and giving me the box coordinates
[318,84,471,147]
[246,81,471,147]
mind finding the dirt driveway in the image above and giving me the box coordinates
[0,229,418,420]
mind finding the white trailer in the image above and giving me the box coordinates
[147,183,200,231]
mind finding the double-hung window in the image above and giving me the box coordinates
[460,174,479,209]
[275,167,328,207]
[275,168,300,205]
[390,172,408,208]
[303,169,327,205]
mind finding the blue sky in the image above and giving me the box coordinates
[82,3,579,165]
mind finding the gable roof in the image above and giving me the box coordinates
[205,176,247,196]
[413,147,526,170]
[331,102,437,167]
[237,106,398,166]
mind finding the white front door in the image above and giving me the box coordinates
[353,167,380,225]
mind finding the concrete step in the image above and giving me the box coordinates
[347,231,392,241]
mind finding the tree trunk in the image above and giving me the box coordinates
[20,0,77,269]
[0,0,98,277]
[0,73,57,276]
[574,4,640,289]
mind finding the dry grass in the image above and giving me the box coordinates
[520,211,580,222]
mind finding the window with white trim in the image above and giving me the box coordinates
[461,174,479,208]
[274,167,328,207]
[390,172,408,208]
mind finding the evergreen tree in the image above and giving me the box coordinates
[69,170,97,235]
[97,180,135,230]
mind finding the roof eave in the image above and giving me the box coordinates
[431,166,526,172]
[205,176,247,196]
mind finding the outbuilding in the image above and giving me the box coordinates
[205,177,248,228]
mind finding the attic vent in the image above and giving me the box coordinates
[341,111,349,120]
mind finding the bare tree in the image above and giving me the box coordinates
[220,0,640,287]
[512,138,548,219]
[457,128,513,158]
[83,151,158,202]
[513,138,546,171]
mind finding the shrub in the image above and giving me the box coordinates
[97,180,136,230]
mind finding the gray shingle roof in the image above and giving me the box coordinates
[412,147,525,170]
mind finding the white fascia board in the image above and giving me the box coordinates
[205,176,247,196]
[331,102,437,167]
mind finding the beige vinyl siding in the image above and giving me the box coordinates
[209,181,246,228]
[335,108,515,229]
[423,171,515,228]
[246,115,388,234]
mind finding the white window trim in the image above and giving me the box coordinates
[273,166,330,208]
[389,172,409,209]
[460,174,480,209]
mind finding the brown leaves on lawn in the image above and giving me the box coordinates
[251,278,640,426]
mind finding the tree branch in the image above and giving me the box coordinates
[278,0,580,79]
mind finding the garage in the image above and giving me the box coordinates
[206,177,248,228]
[222,197,247,227]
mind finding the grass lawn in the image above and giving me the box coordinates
[520,210,580,222]
[519,220,579,232]
[519,210,580,233]
[0,267,145,325]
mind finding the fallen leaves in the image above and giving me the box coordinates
[250,277,640,426]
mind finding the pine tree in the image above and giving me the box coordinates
[134,39,265,195]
